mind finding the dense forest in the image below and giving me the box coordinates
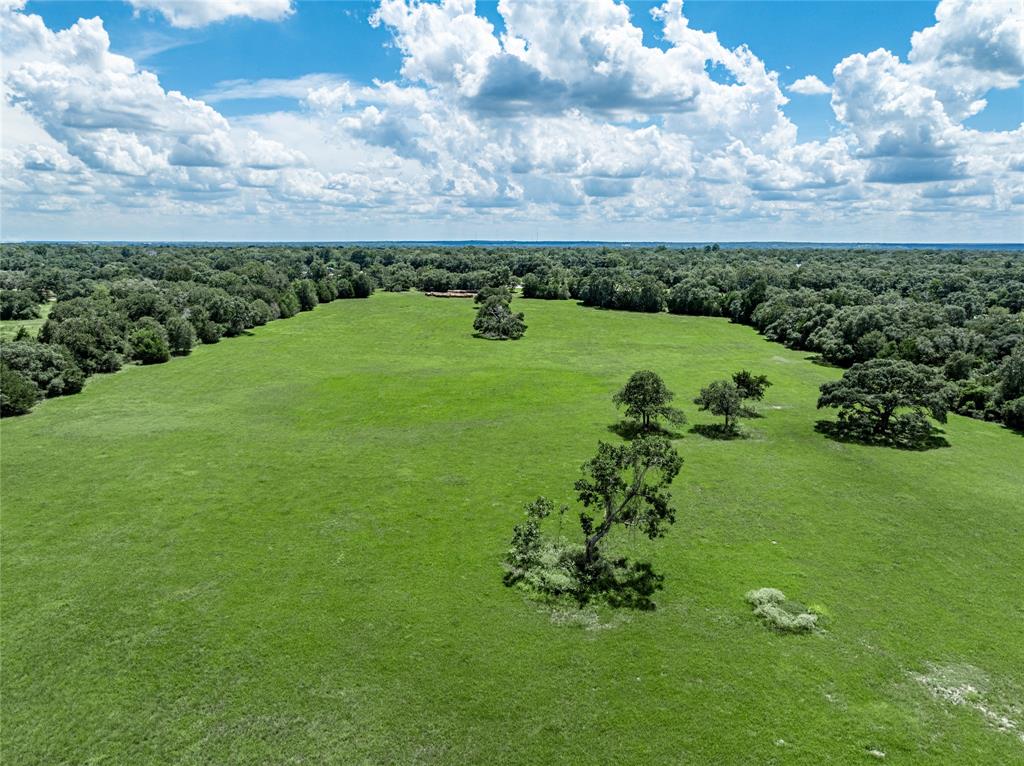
[1,243,1021,430]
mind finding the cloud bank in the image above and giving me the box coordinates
[1,0,1022,240]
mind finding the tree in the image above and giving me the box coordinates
[351,272,374,298]
[294,279,319,311]
[613,370,686,431]
[1,367,40,416]
[694,380,744,431]
[130,318,171,364]
[473,296,526,340]
[817,358,952,436]
[732,370,772,413]
[165,316,196,355]
[316,277,337,303]
[0,341,85,397]
[574,436,682,570]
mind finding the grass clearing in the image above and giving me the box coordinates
[0,301,52,340]
[2,293,1023,763]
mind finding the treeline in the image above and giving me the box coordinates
[0,244,373,415]
[1,242,1022,430]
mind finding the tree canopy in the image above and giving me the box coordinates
[694,380,744,431]
[473,295,526,340]
[817,358,953,438]
[612,370,686,431]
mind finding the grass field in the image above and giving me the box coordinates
[2,293,1022,764]
[0,301,52,341]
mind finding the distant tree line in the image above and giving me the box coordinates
[369,243,1020,431]
[2,242,1021,430]
[0,244,373,416]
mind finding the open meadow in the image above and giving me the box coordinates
[2,292,1022,764]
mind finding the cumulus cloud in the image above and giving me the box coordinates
[126,0,294,29]
[1,0,1022,239]
[788,75,830,95]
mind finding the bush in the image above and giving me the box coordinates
[745,588,818,633]
[316,277,337,303]
[197,320,224,345]
[165,316,195,355]
[249,299,274,326]
[0,289,41,320]
[1002,397,1024,430]
[1,367,40,416]
[130,318,170,364]
[0,341,85,397]
[295,279,319,311]
[335,279,355,299]
[352,272,374,298]
[277,288,300,318]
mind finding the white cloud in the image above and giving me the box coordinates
[1,0,1022,240]
[788,75,830,96]
[203,73,349,103]
[126,0,294,29]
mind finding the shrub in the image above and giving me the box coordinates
[165,316,195,355]
[0,341,85,397]
[316,277,337,303]
[352,272,374,298]
[473,296,526,340]
[294,279,319,311]
[0,367,40,416]
[745,588,818,633]
[249,299,274,326]
[130,318,170,364]
[277,287,300,318]
[1002,397,1024,430]
[335,279,355,299]
[197,320,224,345]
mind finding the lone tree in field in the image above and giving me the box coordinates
[473,295,526,340]
[694,380,744,432]
[732,370,772,406]
[817,358,952,438]
[613,370,686,431]
[575,436,682,571]
[504,436,683,607]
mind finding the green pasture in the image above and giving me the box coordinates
[2,293,1022,764]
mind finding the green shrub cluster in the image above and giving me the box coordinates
[745,588,819,633]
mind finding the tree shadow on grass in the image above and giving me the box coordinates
[805,354,842,368]
[814,419,951,451]
[607,420,685,441]
[582,558,665,611]
[690,423,747,440]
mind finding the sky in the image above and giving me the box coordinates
[1,0,1022,243]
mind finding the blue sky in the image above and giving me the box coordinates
[3,0,1022,241]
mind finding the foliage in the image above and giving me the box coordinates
[732,370,772,403]
[165,316,196,355]
[473,295,526,340]
[694,380,744,431]
[817,359,953,440]
[0,341,85,398]
[0,366,39,416]
[504,436,682,609]
[0,289,41,320]
[612,370,686,431]
[130,318,171,364]
[295,279,319,312]
[574,436,682,566]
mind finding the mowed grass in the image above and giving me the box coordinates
[0,302,52,340]
[2,293,1022,764]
